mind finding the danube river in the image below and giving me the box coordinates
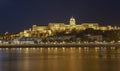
[0,47,120,71]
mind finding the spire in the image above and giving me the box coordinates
[69,16,76,25]
[71,16,74,18]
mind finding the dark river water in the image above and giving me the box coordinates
[0,47,120,71]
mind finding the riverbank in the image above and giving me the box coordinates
[0,43,120,47]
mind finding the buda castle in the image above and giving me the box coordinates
[16,17,120,38]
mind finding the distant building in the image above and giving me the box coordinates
[15,17,120,38]
[87,35,103,41]
[13,37,36,44]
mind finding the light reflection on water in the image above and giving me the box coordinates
[0,47,120,71]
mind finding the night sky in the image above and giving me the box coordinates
[0,0,120,33]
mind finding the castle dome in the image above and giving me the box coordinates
[70,16,76,25]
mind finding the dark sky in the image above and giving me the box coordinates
[0,0,120,33]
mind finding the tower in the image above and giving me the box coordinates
[69,16,76,25]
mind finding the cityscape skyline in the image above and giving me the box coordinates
[0,16,120,34]
[1,16,120,35]
[1,17,120,41]
[0,17,120,47]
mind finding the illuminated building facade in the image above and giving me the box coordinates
[17,17,120,38]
